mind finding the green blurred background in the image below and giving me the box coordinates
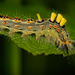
[0,0,75,75]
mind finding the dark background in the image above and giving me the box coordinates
[0,0,75,75]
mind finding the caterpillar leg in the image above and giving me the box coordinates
[21,31,33,38]
[8,28,21,35]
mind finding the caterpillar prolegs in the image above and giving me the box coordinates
[0,12,75,54]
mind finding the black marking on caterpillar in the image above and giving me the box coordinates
[0,12,75,54]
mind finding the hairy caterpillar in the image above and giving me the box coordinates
[0,12,75,54]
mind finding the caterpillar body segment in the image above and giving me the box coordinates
[0,13,74,53]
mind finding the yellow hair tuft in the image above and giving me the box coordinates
[36,13,41,21]
[56,14,63,23]
[50,12,56,22]
[60,18,67,26]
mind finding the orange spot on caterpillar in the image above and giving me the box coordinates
[28,26,32,29]
[49,25,52,28]
[57,28,60,32]
[63,42,66,45]
[15,17,18,19]
[27,21,30,23]
[54,25,57,28]
[3,15,6,17]
[3,21,6,24]
[40,25,44,29]
[15,19,18,22]
[14,25,19,28]
[66,41,69,44]
[61,32,64,35]
[3,17,5,19]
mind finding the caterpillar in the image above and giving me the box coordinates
[0,12,75,53]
